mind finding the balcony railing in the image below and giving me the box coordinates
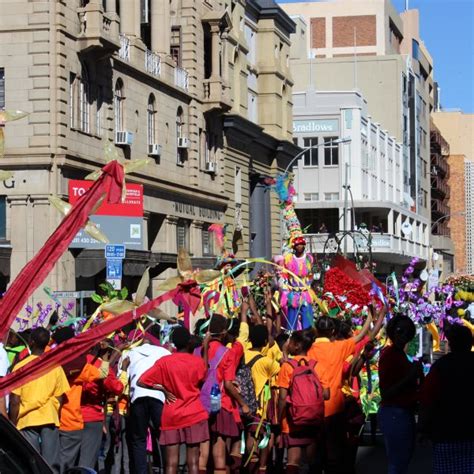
[203,77,232,112]
[145,49,161,77]
[174,66,189,91]
[118,34,130,61]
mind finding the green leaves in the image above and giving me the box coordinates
[91,293,103,304]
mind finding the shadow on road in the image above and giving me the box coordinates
[356,435,433,474]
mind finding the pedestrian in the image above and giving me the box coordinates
[122,330,170,474]
[244,323,281,473]
[277,330,329,474]
[139,326,209,474]
[307,309,379,474]
[54,327,109,473]
[78,339,124,470]
[378,315,423,474]
[419,324,474,474]
[9,327,70,473]
[204,314,250,474]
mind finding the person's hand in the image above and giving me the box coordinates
[120,357,130,371]
[163,388,177,404]
[241,404,250,416]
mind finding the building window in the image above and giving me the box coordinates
[324,192,339,201]
[176,107,186,164]
[324,137,339,166]
[69,73,77,129]
[170,26,182,66]
[303,137,318,167]
[202,225,214,256]
[0,68,4,109]
[114,79,124,132]
[304,193,319,201]
[0,196,5,240]
[248,91,258,123]
[96,85,103,137]
[79,67,90,134]
[147,94,156,145]
[177,219,190,251]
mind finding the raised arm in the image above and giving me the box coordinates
[354,311,373,343]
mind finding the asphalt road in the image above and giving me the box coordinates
[356,434,433,474]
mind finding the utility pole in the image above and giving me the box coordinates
[343,161,349,255]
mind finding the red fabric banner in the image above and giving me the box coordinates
[0,289,177,397]
[0,161,124,341]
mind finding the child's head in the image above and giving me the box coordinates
[386,315,416,348]
[226,318,241,341]
[275,332,289,350]
[335,319,353,340]
[194,318,208,337]
[249,324,268,349]
[209,314,228,340]
[445,324,473,353]
[29,327,50,352]
[171,326,191,351]
[288,330,313,356]
[316,316,336,339]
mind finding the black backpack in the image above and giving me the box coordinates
[236,353,263,415]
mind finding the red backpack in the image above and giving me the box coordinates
[286,358,325,426]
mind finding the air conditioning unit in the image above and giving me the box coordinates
[177,137,190,149]
[148,143,162,157]
[204,161,218,174]
[115,131,134,146]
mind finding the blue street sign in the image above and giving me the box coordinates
[105,244,126,259]
[106,259,123,279]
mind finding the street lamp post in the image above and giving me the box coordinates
[431,211,466,233]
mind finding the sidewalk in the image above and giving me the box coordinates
[356,434,433,473]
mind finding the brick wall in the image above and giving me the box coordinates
[333,15,376,47]
[447,154,467,272]
[310,18,326,49]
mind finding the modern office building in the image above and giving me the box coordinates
[432,111,474,274]
[292,89,429,275]
[0,0,298,305]
[281,0,433,223]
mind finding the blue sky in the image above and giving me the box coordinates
[278,0,474,112]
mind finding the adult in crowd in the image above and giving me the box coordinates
[121,329,170,474]
[378,315,424,474]
[419,324,474,474]
[9,327,70,473]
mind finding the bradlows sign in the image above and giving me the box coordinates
[293,119,339,134]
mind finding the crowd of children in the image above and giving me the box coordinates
[1,288,473,474]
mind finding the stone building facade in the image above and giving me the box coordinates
[0,0,298,304]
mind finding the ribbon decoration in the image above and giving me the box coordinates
[426,321,440,352]
[0,161,124,341]
[171,279,202,329]
[0,288,177,397]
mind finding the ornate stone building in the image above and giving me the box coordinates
[0,0,298,304]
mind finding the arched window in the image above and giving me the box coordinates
[147,94,156,145]
[114,79,124,132]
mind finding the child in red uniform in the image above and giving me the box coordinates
[206,314,250,474]
[138,326,209,474]
[278,330,330,474]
